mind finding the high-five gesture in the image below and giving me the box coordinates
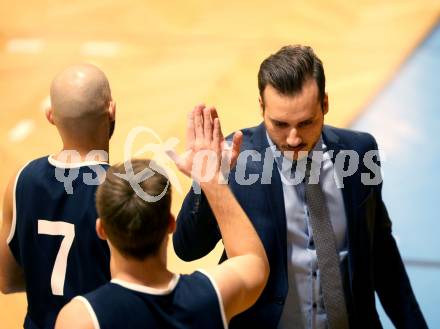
[169,104,242,183]
[171,104,269,321]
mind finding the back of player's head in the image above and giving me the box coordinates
[96,159,172,260]
[50,63,113,139]
[258,45,326,107]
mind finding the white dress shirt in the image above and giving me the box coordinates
[266,134,349,329]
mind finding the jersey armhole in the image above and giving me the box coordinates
[73,296,101,329]
[6,161,31,245]
[196,269,228,329]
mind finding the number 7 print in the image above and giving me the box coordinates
[38,220,75,296]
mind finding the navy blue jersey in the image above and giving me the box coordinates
[78,270,227,329]
[8,156,111,329]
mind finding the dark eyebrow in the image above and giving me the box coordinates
[299,118,314,124]
[271,118,289,126]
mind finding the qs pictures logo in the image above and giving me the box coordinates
[117,126,184,202]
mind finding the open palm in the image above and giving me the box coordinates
[168,104,242,183]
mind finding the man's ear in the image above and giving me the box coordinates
[258,96,264,117]
[322,93,329,115]
[108,100,116,122]
[45,107,55,125]
[96,218,107,240]
[168,214,176,234]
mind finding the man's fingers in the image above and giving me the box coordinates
[232,131,243,152]
[165,149,193,178]
[230,131,243,167]
[164,149,180,166]
[193,104,205,144]
[210,107,225,141]
[186,108,195,149]
[164,148,189,176]
[211,107,219,121]
[203,107,213,144]
[213,118,221,152]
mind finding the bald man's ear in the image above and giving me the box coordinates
[45,107,55,126]
[108,100,116,121]
[168,214,176,234]
[96,218,107,240]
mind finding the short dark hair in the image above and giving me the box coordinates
[258,45,326,106]
[96,159,172,260]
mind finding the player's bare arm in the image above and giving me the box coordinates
[0,171,25,294]
[171,104,270,321]
[55,298,94,329]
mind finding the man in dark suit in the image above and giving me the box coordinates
[173,45,427,329]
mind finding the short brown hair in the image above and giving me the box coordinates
[258,45,326,107]
[96,159,172,260]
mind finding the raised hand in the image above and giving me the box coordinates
[210,107,242,170]
[168,104,242,184]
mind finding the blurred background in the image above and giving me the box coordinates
[1,1,439,327]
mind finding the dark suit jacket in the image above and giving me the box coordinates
[173,123,427,329]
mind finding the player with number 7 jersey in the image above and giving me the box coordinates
[0,64,116,329]
[8,156,111,329]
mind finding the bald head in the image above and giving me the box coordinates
[50,64,113,138]
[48,64,114,145]
[46,64,116,153]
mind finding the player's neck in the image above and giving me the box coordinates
[61,138,109,155]
[111,242,174,290]
[57,140,110,162]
